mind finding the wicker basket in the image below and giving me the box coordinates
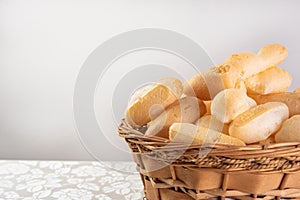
[119,120,300,200]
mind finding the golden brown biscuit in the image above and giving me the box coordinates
[275,115,300,143]
[169,123,245,146]
[145,97,206,138]
[249,92,300,117]
[126,78,183,126]
[245,66,292,95]
[229,102,289,144]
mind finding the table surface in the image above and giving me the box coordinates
[0,160,144,200]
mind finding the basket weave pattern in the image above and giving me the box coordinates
[119,120,300,200]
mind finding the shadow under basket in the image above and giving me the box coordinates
[118,120,300,200]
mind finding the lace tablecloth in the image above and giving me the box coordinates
[0,160,144,200]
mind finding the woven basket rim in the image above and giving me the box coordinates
[119,119,300,173]
[119,119,300,151]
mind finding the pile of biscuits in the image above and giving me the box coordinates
[125,44,300,146]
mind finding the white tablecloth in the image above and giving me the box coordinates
[0,160,144,200]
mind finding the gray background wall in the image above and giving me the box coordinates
[1,0,300,161]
